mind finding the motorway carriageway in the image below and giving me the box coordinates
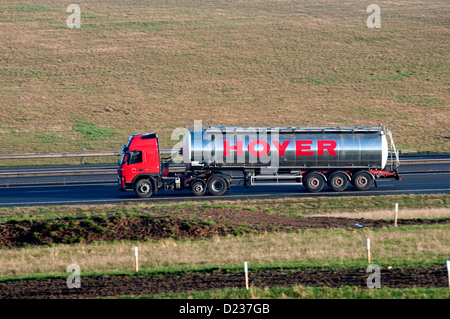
[0,163,449,207]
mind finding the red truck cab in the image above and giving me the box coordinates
[118,133,161,194]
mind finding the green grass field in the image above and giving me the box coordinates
[0,0,448,158]
[2,223,448,279]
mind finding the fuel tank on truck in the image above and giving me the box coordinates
[181,126,390,170]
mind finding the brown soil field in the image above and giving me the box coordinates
[1,207,449,248]
[0,266,447,299]
[1,206,448,298]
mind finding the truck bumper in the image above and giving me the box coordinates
[118,176,132,191]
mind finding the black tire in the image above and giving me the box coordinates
[207,176,227,196]
[134,179,153,198]
[304,173,325,193]
[191,179,207,196]
[328,172,349,192]
[352,171,373,191]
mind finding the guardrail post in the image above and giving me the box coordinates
[81,148,86,165]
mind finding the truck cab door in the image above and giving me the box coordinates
[145,150,160,174]
[122,150,144,177]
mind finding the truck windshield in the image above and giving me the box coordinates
[119,151,142,165]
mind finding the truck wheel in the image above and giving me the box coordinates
[207,176,227,196]
[191,180,206,196]
[352,172,373,191]
[328,172,349,192]
[304,173,325,193]
[134,179,153,198]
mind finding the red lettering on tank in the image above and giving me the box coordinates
[296,140,314,156]
[318,140,337,156]
[272,140,290,156]
[248,140,270,157]
[224,140,243,156]
[224,139,337,157]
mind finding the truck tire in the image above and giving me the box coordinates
[352,171,373,191]
[304,173,325,193]
[134,179,153,198]
[207,176,227,196]
[328,172,349,192]
[191,179,206,196]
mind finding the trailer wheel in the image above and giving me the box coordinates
[191,180,206,196]
[328,172,349,192]
[352,171,373,191]
[134,179,153,198]
[304,173,325,193]
[207,176,227,196]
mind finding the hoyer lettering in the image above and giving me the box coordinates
[224,140,337,157]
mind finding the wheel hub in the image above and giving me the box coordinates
[310,178,319,187]
[212,181,223,192]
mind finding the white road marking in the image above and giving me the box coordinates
[25,190,70,193]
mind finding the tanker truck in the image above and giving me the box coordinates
[118,125,400,198]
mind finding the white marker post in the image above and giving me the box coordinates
[366,238,371,264]
[244,261,249,290]
[447,261,450,290]
[394,203,399,227]
[134,246,139,272]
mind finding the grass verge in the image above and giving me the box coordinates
[0,193,448,223]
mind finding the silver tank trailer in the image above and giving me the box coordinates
[182,126,389,170]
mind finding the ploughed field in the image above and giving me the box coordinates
[1,266,446,299]
[1,207,449,247]
[0,204,449,298]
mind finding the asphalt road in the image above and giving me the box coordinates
[0,162,449,207]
